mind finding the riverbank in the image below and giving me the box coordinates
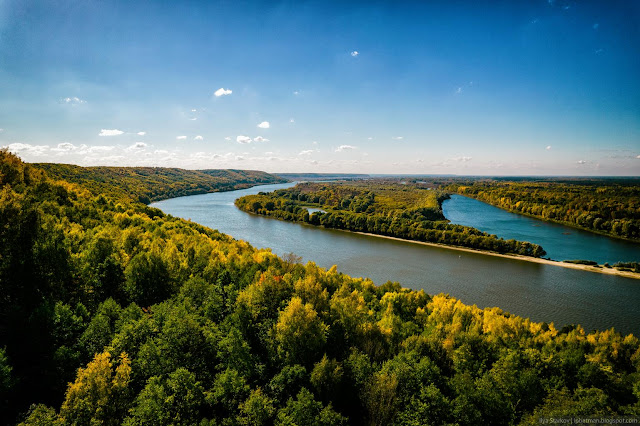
[350,230,640,280]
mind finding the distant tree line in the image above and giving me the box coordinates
[446,181,640,241]
[34,163,287,204]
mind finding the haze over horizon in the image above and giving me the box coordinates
[1,0,639,175]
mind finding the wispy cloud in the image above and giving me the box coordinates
[224,136,232,141]
[237,135,252,144]
[350,51,359,57]
[546,145,552,150]
[194,135,203,140]
[55,142,75,151]
[137,131,146,136]
[214,88,232,97]
[636,155,640,159]
[99,129,124,136]
[452,156,473,162]
[257,121,270,129]
[335,145,356,152]
[392,136,403,140]
[577,160,587,165]
[293,91,300,96]
[455,87,462,94]
[176,136,187,140]
[61,96,86,105]
[289,118,295,123]
[253,136,269,142]
[299,150,317,156]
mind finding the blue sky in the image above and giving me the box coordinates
[1,0,638,175]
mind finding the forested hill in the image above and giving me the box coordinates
[1,150,639,424]
[33,163,287,204]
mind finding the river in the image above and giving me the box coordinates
[151,183,640,336]
[442,194,640,264]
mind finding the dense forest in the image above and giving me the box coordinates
[34,163,287,204]
[1,152,639,424]
[236,181,547,258]
[445,180,640,241]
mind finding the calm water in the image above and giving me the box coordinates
[442,194,640,264]
[152,183,640,336]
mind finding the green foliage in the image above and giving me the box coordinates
[236,181,547,257]
[275,388,347,426]
[124,368,206,426]
[0,152,639,425]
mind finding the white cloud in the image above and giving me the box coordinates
[194,135,204,140]
[253,136,269,142]
[392,136,403,140]
[289,118,295,123]
[5,143,50,156]
[190,118,197,121]
[452,156,473,162]
[257,121,270,129]
[335,145,356,152]
[127,142,147,150]
[88,146,114,152]
[214,88,232,97]
[636,155,640,159]
[456,87,462,94]
[137,131,146,136]
[350,51,359,57]
[0,128,4,132]
[299,150,316,156]
[224,136,232,141]
[56,142,75,151]
[176,136,187,140]
[546,145,552,150]
[293,91,300,95]
[62,96,86,105]
[99,129,124,136]
[236,135,252,144]
[577,160,587,165]
[191,109,197,112]
[312,141,318,145]
[367,137,373,140]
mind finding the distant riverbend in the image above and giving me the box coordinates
[152,183,640,336]
[442,194,640,264]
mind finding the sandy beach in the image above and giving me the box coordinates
[350,231,640,280]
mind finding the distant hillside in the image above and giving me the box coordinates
[276,172,369,181]
[32,163,287,204]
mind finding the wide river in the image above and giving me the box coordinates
[152,183,640,336]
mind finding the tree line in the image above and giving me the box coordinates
[34,163,287,205]
[0,151,638,424]
[446,180,640,241]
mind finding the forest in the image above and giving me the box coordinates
[34,163,287,205]
[445,179,640,241]
[1,151,638,425]
[235,181,547,258]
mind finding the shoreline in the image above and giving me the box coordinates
[235,207,640,280]
[347,231,640,280]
